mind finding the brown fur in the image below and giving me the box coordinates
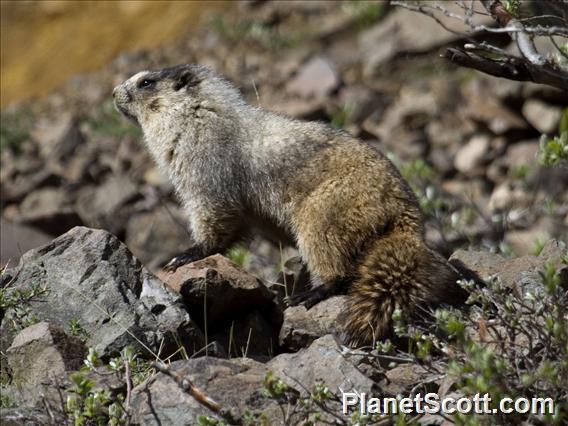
[113,64,467,347]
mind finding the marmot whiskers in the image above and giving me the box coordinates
[113,64,467,347]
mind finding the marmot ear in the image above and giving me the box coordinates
[173,69,197,91]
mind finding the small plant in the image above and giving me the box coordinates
[342,0,386,29]
[69,318,90,341]
[65,346,152,425]
[538,109,568,167]
[330,102,355,129]
[0,393,14,409]
[392,260,568,424]
[226,246,250,268]
[503,0,521,17]
[538,132,568,167]
[0,109,32,153]
[0,282,48,331]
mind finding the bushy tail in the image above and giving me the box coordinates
[340,229,466,347]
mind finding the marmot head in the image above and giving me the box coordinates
[113,64,243,128]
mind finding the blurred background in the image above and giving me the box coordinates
[1,0,567,277]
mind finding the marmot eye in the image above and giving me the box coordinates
[138,79,155,89]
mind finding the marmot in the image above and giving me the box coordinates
[113,64,467,347]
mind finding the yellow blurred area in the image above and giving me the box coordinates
[0,0,230,108]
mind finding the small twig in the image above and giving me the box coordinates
[251,79,261,106]
[481,0,545,65]
[40,393,56,424]
[124,359,133,413]
[152,362,242,425]
[281,370,348,425]
[443,48,568,90]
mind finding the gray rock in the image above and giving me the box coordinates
[522,100,562,134]
[130,357,278,425]
[488,182,530,212]
[463,79,527,135]
[286,56,339,99]
[0,168,61,204]
[0,227,204,360]
[268,334,375,396]
[75,175,139,234]
[363,89,436,160]
[279,306,320,351]
[31,113,84,162]
[504,220,553,256]
[505,140,539,170]
[454,135,490,175]
[9,187,82,235]
[279,296,346,351]
[381,364,431,395]
[0,408,55,426]
[7,322,86,386]
[450,240,566,292]
[358,5,490,76]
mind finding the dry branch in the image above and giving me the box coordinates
[152,362,242,425]
[393,0,568,91]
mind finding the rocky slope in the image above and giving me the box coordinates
[1,2,567,425]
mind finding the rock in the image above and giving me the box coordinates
[0,219,52,268]
[160,254,279,330]
[125,205,190,271]
[0,408,55,426]
[450,240,566,292]
[279,296,346,351]
[488,182,530,212]
[334,85,386,126]
[382,363,431,395]
[286,56,340,99]
[279,306,319,351]
[308,295,346,332]
[76,175,139,234]
[359,5,490,76]
[454,135,490,175]
[8,187,82,235]
[463,79,527,135]
[31,113,84,161]
[268,334,375,396]
[0,227,204,360]
[522,100,563,134]
[504,140,539,170]
[7,322,86,386]
[0,168,61,204]
[363,88,436,160]
[130,357,280,425]
[504,221,552,256]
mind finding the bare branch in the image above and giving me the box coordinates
[393,1,568,91]
[481,0,546,65]
[124,359,133,414]
[152,362,242,425]
[443,47,568,90]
